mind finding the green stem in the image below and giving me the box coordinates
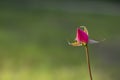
[85,45,93,80]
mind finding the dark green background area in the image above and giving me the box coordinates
[0,0,120,80]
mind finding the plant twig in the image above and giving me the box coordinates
[85,45,93,80]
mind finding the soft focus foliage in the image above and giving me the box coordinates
[0,0,120,80]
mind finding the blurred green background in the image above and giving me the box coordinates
[0,0,120,80]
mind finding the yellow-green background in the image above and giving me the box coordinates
[0,0,120,80]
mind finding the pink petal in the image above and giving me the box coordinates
[75,28,89,43]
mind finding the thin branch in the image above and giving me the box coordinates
[85,45,93,80]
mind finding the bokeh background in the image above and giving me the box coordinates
[0,0,120,80]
